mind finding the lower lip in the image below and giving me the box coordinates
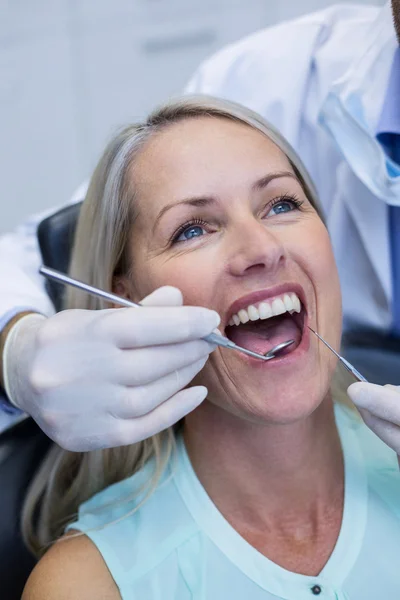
[240,314,311,368]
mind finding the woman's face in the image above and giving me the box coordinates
[124,116,342,424]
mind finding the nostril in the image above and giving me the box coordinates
[244,263,268,274]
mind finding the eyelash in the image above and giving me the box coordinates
[170,194,304,244]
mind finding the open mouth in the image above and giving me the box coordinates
[224,292,306,359]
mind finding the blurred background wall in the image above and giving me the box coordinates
[0,0,385,232]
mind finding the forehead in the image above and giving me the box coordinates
[131,116,294,213]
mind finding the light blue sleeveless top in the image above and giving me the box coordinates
[67,405,400,599]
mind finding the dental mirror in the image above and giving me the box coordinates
[263,339,295,359]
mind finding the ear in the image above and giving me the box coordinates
[111,276,133,308]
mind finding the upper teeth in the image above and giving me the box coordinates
[228,292,301,326]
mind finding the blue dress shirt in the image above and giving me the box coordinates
[376,48,400,335]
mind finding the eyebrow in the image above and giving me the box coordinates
[252,170,297,191]
[153,170,297,231]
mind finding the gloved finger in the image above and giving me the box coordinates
[357,407,400,455]
[97,305,220,348]
[111,356,208,418]
[347,382,400,426]
[48,383,208,451]
[113,339,212,386]
[139,286,183,307]
[109,385,208,447]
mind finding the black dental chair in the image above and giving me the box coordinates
[1,200,400,599]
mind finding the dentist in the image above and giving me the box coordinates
[1,1,400,457]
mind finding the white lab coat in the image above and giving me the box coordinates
[0,2,397,334]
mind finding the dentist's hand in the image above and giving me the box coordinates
[3,286,219,451]
[348,382,400,457]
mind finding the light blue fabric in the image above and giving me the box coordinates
[67,404,400,600]
[376,47,400,335]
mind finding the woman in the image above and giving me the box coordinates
[23,97,400,599]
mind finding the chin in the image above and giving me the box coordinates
[207,377,332,427]
[259,391,329,425]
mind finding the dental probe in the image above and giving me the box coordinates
[308,326,368,382]
[39,266,294,362]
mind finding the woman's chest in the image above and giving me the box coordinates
[235,508,343,577]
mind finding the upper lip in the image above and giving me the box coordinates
[225,283,307,327]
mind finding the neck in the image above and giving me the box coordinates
[183,397,344,529]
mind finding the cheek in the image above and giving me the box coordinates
[130,248,216,307]
[315,232,341,315]
[301,224,340,296]
[301,225,342,348]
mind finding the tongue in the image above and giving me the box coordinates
[227,314,301,356]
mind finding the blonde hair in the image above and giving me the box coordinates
[22,95,331,557]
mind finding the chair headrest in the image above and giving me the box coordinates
[37,202,82,311]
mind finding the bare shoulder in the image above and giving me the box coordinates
[22,531,120,600]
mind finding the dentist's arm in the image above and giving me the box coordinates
[0,191,86,349]
[348,383,400,463]
[0,210,60,406]
[0,191,87,401]
[0,187,88,383]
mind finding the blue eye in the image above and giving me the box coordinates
[176,224,206,242]
[270,201,294,215]
[267,197,303,216]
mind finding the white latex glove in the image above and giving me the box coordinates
[348,382,400,457]
[3,286,220,451]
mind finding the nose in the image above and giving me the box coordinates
[228,217,286,278]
